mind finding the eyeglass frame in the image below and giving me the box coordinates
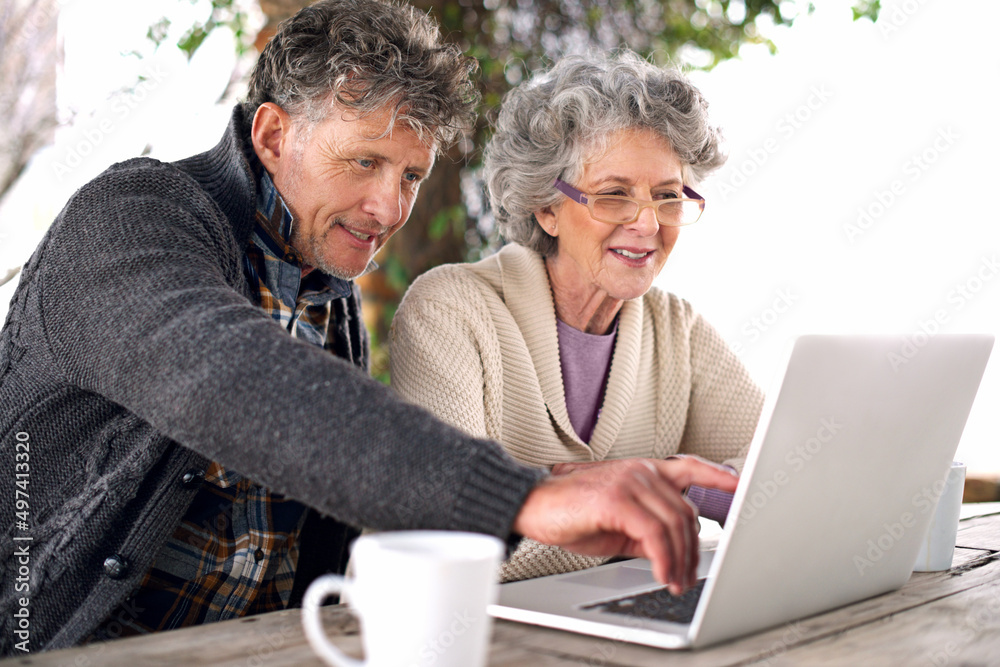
[553,178,706,227]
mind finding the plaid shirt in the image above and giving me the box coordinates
[90,170,365,640]
[243,170,362,344]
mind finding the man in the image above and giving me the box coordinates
[0,0,738,654]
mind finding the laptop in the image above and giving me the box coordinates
[490,334,994,649]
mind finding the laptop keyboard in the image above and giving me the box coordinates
[581,579,707,624]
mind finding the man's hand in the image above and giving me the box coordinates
[512,457,739,595]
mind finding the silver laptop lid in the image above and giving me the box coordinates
[690,334,994,647]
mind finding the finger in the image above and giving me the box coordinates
[609,490,675,586]
[651,464,699,591]
[636,461,692,591]
[682,495,700,589]
[652,456,741,494]
[629,461,699,593]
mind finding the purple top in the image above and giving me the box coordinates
[556,318,617,443]
[556,318,734,524]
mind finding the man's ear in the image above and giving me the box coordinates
[251,102,292,175]
[534,206,559,237]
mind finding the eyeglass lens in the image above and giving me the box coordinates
[591,197,700,225]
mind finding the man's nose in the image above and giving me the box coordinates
[361,175,403,225]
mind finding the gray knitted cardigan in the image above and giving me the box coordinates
[0,106,543,654]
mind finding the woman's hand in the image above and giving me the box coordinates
[516,456,738,594]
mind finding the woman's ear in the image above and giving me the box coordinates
[250,102,292,175]
[535,207,558,237]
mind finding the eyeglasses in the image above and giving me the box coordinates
[553,178,706,227]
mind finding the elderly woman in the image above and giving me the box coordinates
[389,50,764,582]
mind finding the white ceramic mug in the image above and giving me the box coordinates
[302,531,504,667]
[913,461,966,572]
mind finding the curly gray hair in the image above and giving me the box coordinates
[242,0,479,149]
[483,50,725,256]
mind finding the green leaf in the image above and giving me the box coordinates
[146,17,171,47]
[428,205,466,241]
[851,0,881,22]
[382,255,411,293]
[177,24,211,60]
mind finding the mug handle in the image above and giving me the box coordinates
[302,574,364,667]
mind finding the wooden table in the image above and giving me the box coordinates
[15,504,1000,666]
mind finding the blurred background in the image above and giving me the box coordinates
[1,0,997,481]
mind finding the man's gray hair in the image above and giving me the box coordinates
[243,0,479,149]
[483,50,725,256]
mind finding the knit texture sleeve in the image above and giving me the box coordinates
[680,309,765,473]
[34,159,543,540]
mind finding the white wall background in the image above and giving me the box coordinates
[2,0,997,472]
[663,0,1000,474]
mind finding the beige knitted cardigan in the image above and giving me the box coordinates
[390,244,764,581]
